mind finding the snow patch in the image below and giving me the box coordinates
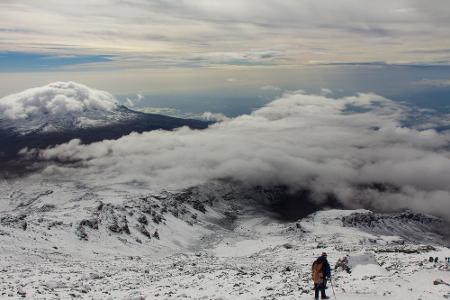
[351,263,388,278]
[347,254,387,278]
[347,253,378,268]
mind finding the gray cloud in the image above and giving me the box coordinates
[2,0,450,68]
[26,87,450,220]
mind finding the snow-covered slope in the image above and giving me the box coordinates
[342,211,450,247]
[0,180,449,299]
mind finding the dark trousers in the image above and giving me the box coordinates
[314,279,327,299]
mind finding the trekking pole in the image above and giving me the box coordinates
[330,277,337,300]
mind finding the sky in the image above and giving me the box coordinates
[1,0,450,115]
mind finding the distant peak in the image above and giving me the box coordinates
[0,82,128,134]
[0,81,118,121]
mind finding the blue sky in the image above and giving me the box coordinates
[0,52,113,71]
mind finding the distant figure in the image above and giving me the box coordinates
[312,252,331,300]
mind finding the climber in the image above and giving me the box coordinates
[312,252,331,299]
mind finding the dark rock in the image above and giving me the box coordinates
[0,214,27,228]
[108,223,121,233]
[283,243,293,249]
[97,201,104,211]
[335,256,351,274]
[433,279,449,286]
[192,201,206,213]
[36,204,56,212]
[137,215,148,225]
[17,287,26,298]
[121,223,130,235]
[137,224,151,239]
[75,226,88,241]
[152,213,163,224]
[20,221,27,231]
[47,221,63,230]
[79,219,98,230]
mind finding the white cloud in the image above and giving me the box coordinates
[199,112,229,122]
[320,88,333,96]
[28,90,450,220]
[124,94,143,108]
[0,81,117,120]
[414,79,450,87]
[261,85,282,92]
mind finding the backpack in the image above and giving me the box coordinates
[311,260,324,284]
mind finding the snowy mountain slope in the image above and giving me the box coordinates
[0,82,208,162]
[342,211,450,247]
[0,181,319,258]
[0,180,449,299]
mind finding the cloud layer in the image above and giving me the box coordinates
[31,90,450,219]
[2,0,450,68]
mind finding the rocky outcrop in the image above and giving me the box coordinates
[342,211,450,247]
